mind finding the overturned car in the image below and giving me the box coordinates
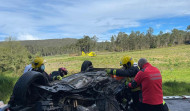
[7,61,133,111]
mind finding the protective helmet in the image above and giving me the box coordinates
[120,55,134,68]
[59,67,68,75]
[32,57,45,69]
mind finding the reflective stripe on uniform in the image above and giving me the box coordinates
[150,73,162,80]
[113,69,116,75]
[163,100,166,104]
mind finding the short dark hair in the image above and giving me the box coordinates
[138,58,147,68]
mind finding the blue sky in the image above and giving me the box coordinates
[0,0,190,41]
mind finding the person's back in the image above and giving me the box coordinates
[128,58,169,111]
[50,71,60,78]
[138,62,163,105]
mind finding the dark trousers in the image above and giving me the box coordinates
[139,103,167,111]
[131,91,141,111]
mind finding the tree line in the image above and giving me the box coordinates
[7,25,188,56]
[75,25,190,52]
[106,26,190,52]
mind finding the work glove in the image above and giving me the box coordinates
[125,81,130,88]
[113,69,117,75]
[105,69,117,76]
[57,75,63,80]
[105,69,112,75]
[53,75,63,80]
[122,98,127,104]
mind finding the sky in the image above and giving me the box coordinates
[0,0,190,41]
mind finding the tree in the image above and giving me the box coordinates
[128,31,136,50]
[136,31,145,50]
[110,35,116,51]
[0,37,32,75]
[187,25,190,30]
[76,35,91,52]
[90,35,98,51]
[146,27,157,48]
[185,25,190,44]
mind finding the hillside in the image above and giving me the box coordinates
[20,38,78,47]
[20,38,78,56]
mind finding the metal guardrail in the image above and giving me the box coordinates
[163,95,190,100]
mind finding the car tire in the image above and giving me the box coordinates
[12,71,48,105]
[81,60,93,72]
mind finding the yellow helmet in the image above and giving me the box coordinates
[120,55,134,67]
[32,57,45,68]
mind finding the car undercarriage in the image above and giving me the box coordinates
[7,61,134,111]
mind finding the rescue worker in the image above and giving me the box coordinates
[31,57,52,81]
[127,58,169,111]
[23,64,32,73]
[50,67,68,80]
[9,57,51,107]
[106,55,140,110]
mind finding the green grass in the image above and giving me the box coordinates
[163,80,190,96]
[0,71,19,103]
[44,45,190,96]
[1,45,190,103]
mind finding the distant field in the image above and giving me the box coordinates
[1,45,190,103]
[45,45,190,96]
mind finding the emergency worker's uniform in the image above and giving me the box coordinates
[128,62,169,111]
[50,67,68,80]
[31,57,52,81]
[106,55,140,110]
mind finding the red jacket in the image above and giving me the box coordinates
[128,63,163,105]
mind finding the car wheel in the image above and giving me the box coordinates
[12,71,48,105]
[81,60,93,72]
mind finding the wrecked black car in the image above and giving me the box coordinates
[7,61,134,111]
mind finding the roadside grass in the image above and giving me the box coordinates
[0,71,19,103]
[0,45,190,103]
[163,80,190,96]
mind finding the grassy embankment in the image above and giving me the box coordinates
[45,45,190,96]
[0,71,18,103]
[1,45,190,103]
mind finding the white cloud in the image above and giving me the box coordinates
[17,34,39,40]
[164,29,171,33]
[0,0,190,40]
[156,24,161,29]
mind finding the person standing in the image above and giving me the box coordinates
[127,58,169,111]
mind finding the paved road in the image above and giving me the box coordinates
[165,99,190,111]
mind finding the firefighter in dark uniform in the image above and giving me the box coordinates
[50,67,68,80]
[9,57,51,107]
[31,57,52,81]
[106,55,140,111]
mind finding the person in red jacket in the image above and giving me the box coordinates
[127,58,167,111]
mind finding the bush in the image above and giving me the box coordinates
[0,39,32,75]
